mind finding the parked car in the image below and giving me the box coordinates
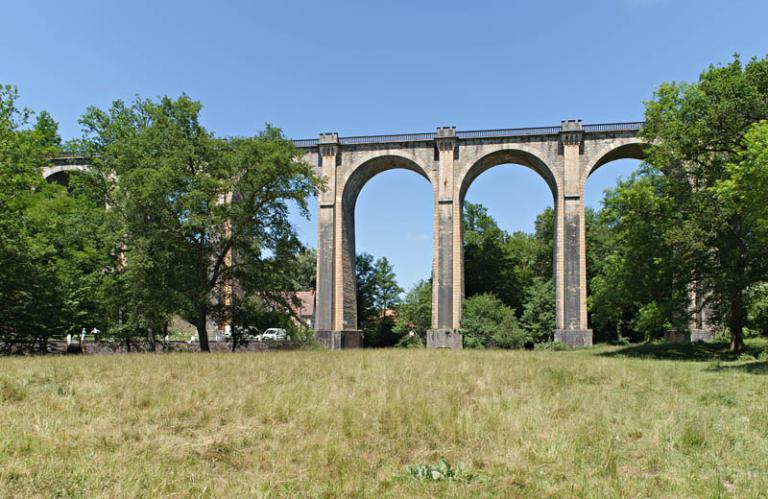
[241,327,262,341]
[258,328,288,342]
[217,327,261,342]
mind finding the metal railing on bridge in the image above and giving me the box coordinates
[582,122,643,133]
[292,121,644,148]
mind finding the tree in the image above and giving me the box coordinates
[393,280,432,341]
[78,95,320,351]
[33,111,61,149]
[587,167,689,342]
[463,202,520,309]
[463,201,554,322]
[290,247,317,290]
[460,293,526,349]
[642,55,768,352]
[355,253,378,329]
[356,253,403,328]
[520,278,555,343]
[0,84,108,351]
[372,256,403,315]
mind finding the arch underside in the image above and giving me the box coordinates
[589,142,648,177]
[460,149,557,202]
[43,164,88,185]
[337,155,433,332]
[342,155,431,208]
[46,170,75,186]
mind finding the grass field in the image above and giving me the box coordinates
[2,342,768,497]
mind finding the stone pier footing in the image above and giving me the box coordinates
[690,329,714,343]
[426,329,463,349]
[665,329,715,344]
[315,330,363,350]
[554,329,593,347]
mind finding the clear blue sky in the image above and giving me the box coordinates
[3,0,766,291]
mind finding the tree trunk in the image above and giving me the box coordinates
[728,289,746,353]
[162,323,169,351]
[196,308,210,352]
[147,327,156,352]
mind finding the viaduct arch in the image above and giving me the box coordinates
[299,121,648,349]
[42,154,90,184]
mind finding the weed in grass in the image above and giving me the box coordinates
[400,457,481,482]
[0,378,27,402]
[678,418,709,452]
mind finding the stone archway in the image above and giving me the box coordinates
[313,134,435,348]
[448,147,559,343]
[308,121,647,348]
[335,155,433,336]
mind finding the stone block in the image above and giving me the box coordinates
[554,329,593,347]
[315,330,362,350]
[426,329,463,349]
[690,329,715,343]
[664,330,690,344]
[341,330,363,349]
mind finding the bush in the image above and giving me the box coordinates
[363,316,399,347]
[395,331,424,348]
[460,293,527,349]
[521,278,555,343]
[631,302,671,340]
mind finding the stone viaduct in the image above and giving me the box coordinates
[44,121,654,349]
[293,120,647,349]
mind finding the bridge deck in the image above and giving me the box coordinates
[51,122,645,160]
[293,122,643,148]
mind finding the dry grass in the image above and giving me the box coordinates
[2,346,768,497]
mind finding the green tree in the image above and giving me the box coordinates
[587,168,689,342]
[520,278,555,343]
[33,111,61,149]
[0,85,108,351]
[393,279,432,341]
[356,252,378,329]
[290,247,317,290]
[463,202,519,309]
[78,95,319,351]
[642,55,768,352]
[460,293,526,349]
[372,256,403,315]
[464,202,553,314]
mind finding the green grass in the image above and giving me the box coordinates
[2,343,768,497]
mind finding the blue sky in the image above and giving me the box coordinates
[3,0,766,291]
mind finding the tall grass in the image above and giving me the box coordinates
[1,346,767,497]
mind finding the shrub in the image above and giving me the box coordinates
[460,293,527,349]
[395,331,424,348]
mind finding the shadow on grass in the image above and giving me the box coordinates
[598,341,764,362]
[705,361,768,375]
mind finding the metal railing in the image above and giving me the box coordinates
[51,153,89,165]
[292,121,644,148]
[341,132,436,145]
[293,139,319,148]
[583,122,643,133]
[457,126,561,139]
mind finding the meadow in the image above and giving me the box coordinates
[1,343,768,497]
